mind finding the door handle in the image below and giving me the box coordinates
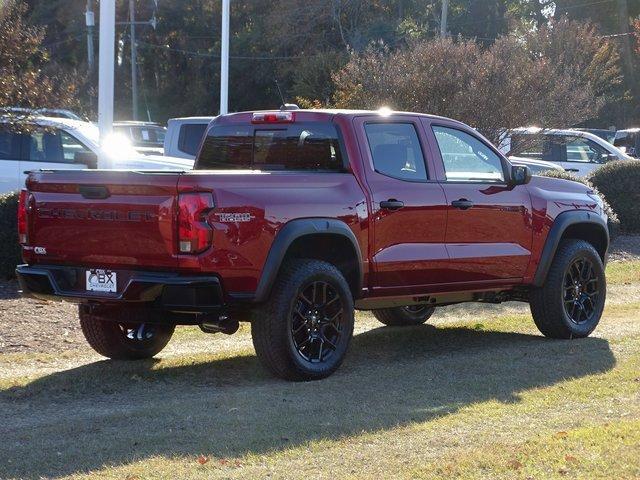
[379,199,405,211]
[564,168,579,173]
[451,198,474,210]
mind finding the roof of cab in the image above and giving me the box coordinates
[215,108,462,125]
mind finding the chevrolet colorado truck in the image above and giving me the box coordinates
[16,109,609,381]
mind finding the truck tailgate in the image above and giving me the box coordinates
[25,171,181,269]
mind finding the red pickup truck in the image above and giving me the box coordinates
[16,109,609,380]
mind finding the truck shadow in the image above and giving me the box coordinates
[0,324,615,479]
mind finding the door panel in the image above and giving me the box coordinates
[442,184,533,281]
[428,123,533,283]
[354,116,449,294]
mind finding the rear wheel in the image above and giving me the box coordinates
[251,259,354,381]
[373,305,435,327]
[530,239,606,339]
[79,306,175,359]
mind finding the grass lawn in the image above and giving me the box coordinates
[0,261,638,479]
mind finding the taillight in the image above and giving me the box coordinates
[251,111,295,124]
[177,192,214,254]
[18,189,28,245]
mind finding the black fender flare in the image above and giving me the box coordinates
[533,210,609,287]
[252,218,364,303]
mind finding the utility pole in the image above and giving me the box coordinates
[98,0,116,169]
[617,0,636,102]
[220,0,230,115]
[130,0,139,120]
[440,0,449,38]
[85,0,95,70]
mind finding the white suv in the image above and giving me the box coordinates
[500,128,633,176]
[0,117,193,194]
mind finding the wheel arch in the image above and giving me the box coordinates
[533,210,609,287]
[252,218,364,302]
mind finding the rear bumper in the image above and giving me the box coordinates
[16,264,225,312]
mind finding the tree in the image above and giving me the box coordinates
[0,0,79,123]
[332,19,621,145]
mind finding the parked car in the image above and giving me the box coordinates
[164,116,215,159]
[574,128,616,144]
[613,128,640,158]
[17,109,609,381]
[0,117,192,194]
[113,121,166,156]
[500,127,633,176]
[508,156,564,174]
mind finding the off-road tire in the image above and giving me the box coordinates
[79,306,175,360]
[251,259,355,381]
[373,305,436,326]
[530,239,606,339]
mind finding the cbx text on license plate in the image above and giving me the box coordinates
[86,269,117,293]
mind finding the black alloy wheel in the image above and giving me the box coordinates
[563,256,601,325]
[291,280,345,364]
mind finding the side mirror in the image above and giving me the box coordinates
[510,165,532,186]
[74,151,98,169]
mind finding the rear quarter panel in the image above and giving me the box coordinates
[177,171,369,296]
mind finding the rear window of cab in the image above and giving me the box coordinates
[196,123,344,171]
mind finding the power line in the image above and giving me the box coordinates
[43,33,85,48]
[135,40,321,60]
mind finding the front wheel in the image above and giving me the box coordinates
[251,259,355,381]
[373,305,435,327]
[79,306,175,359]
[530,239,606,339]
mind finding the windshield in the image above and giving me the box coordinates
[614,131,640,157]
[197,122,344,171]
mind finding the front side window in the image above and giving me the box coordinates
[60,131,92,163]
[433,126,505,182]
[24,129,91,164]
[198,123,344,171]
[538,136,608,164]
[364,123,427,181]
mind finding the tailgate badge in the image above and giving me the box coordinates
[34,247,47,255]
[215,213,255,223]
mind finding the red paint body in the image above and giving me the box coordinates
[21,110,605,306]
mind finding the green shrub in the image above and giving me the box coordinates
[0,192,21,279]
[538,169,621,239]
[589,160,640,233]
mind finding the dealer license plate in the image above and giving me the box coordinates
[86,269,117,293]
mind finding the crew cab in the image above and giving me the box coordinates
[16,109,609,381]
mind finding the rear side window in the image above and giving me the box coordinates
[197,123,344,171]
[509,134,544,159]
[178,124,208,156]
[0,130,21,160]
[364,123,427,181]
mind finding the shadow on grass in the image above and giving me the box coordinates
[0,324,615,479]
